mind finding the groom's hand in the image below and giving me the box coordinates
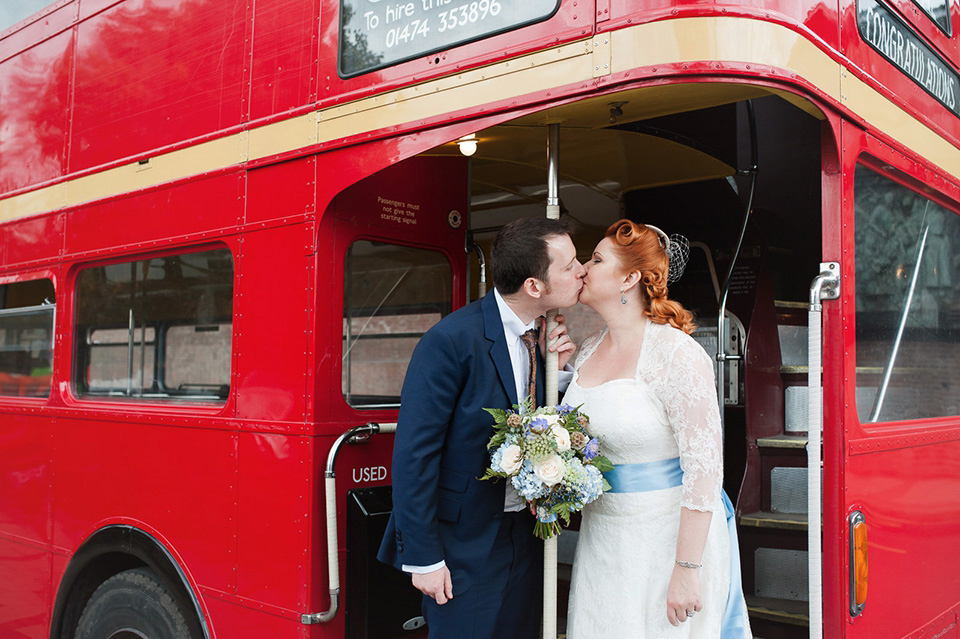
[412,566,454,604]
[540,314,575,370]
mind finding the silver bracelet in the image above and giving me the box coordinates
[675,560,701,569]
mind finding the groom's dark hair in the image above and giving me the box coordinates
[492,217,572,295]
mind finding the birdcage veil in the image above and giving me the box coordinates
[645,224,690,284]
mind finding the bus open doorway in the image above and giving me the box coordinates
[446,87,825,637]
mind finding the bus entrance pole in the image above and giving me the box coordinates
[543,122,561,639]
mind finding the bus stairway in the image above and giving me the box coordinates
[739,300,813,639]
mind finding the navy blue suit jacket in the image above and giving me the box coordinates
[377,290,544,593]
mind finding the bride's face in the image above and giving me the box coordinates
[581,237,629,308]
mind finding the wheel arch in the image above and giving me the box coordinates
[50,525,210,639]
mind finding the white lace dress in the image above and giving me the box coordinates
[566,320,751,638]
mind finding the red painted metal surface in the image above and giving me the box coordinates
[0,0,959,637]
[70,0,248,172]
[0,28,73,192]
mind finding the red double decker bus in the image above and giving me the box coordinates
[2,0,959,637]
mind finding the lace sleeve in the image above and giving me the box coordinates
[573,328,607,371]
[661,334,723,512]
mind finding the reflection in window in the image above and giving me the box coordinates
[343,241,452,408]
[855,165,960,422]
[75,248,233,402]
[912,0,951,34]
[0,279,54,398]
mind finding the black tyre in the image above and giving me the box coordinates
[75,568,195,639]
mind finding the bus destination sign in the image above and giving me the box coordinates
[857,0,960,116]
[339,0,560,77]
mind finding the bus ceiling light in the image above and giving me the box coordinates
[457,134,478,156]
[849,510,868,617]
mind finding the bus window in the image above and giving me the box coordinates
[0,1,50,33]
[855,165,960,422]
[74,248,234,402]
[0,279,54,398]
[343,240,452,408]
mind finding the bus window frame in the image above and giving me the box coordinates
[339,234,458,411]
[851,147,960,431]
[64,242,237,414]
[0,270,58,404]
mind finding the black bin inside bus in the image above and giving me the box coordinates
[347,486,425,638]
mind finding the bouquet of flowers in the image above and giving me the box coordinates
[482,400,613,539]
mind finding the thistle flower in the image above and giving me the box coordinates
[570,431,588,450]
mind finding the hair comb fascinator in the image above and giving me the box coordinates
[645,224,690,284]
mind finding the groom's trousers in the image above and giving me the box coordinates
[421,511,543,639]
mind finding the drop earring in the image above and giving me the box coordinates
[621,289,627,305]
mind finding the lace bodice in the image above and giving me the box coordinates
[569,320,723,511]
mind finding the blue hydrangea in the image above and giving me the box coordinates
[579,465,605,503]
[512,460,548,500]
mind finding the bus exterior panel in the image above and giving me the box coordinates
[2,0,960,638]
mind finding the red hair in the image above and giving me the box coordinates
[605,219,696,334]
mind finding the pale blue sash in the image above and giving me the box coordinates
[602,458,750,638]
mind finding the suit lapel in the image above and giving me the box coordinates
[482,291,519,407]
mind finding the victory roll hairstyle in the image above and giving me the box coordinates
[606,219,696,334]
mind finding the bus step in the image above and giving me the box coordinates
[756,435,809,449]
[740,511,808,531]
[746,595,810,627]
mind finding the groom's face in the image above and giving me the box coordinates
[538,234,585,309]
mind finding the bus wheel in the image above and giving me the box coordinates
[75,568,194,639]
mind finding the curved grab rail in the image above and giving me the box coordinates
[301,422,397,625]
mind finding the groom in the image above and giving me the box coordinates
[378,216,584,639]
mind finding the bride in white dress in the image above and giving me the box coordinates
[565,220,751,638]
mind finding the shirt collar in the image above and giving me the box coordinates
[494,288,537,341]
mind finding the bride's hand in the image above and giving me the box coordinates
[666,564,702,626]
[540,314,576,370]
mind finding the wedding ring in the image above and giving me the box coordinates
[687,610,696,617]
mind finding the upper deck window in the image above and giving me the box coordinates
[912,0,951,34]
[74,248,234,403]
[339,0,560,77]
[0,0,50,34]
[0,279,54,398]
[855,165,960,422]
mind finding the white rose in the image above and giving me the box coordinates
[544,414,560,428]
[533,454,565,487]
[500,444,523,474]
[551,425,571,452]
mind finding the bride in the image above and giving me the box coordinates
[565,220,752,638]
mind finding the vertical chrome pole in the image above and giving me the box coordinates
[543,122,560,639]
[807,262,838,639]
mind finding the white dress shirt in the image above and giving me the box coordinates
[403,290,572,574]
